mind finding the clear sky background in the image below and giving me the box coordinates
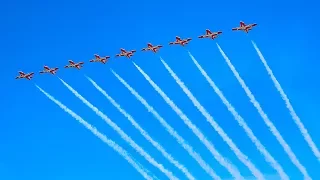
[1,0,319,179]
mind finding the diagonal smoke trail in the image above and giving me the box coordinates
[130,63,244,180]
[111,70,221,180]
[216,43,311,180]
[160,58,264,180]
[58,78,178,180]
[35,85,154,180]
[187,52,289,180]
[251,40,320,162]
[86,76,195,180]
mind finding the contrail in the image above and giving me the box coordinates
[58,78,178,180]
[160,58,264,180]
[216,43,311,180]
[252,40,320,161]
[111,70,221,180]
[188,51,289,180]
[130,63,244,180]
[35,85,154,180]
[86,76,195,180]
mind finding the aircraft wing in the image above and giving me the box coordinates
[68,60,75,65]
[44,66,50,70]
[19,71,25,75]
[232,27,241,30]
[249,23,257,27]
[147,43,153,48]
[94,54,100,59]
[175,36,181,41]
[120,48,126,53]
[27,72,34,77]
[206,29,212,34]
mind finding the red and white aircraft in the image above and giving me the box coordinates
[15,71,34,80]
[141,43,163,53]
[115,48,136,59]
[232,21,257,33]
[64,60,84,69]
[90,54,110,64]
[198,29,222,39]
[169,36,192,46]
[39,66,59,75]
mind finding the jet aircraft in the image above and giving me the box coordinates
[64,60,84,69]
[198,29,222,39]
[15,71,34,80]
[169,36,192,46]
[232,21,257,33]
[141,43,163,53]
[115,48,136,59]
[90,54,110,64]
[39,66,59,75]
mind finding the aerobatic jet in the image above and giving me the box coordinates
[169,36,192,46]
[141,43,163,53]
[15,71,34,80]
[90,54,110,64]
[232,21,257,33]
[39,66,59,75]
[115,48,136,59]
[64,60,84,69]
[198,29,222,40]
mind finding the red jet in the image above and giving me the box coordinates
[141,43,163,53]
[232,21,257,33]
[90,54,110,64]
[169,36,192,46]
[15,71,34,80]
[64,60,84,69]
[198,29,222,40]
[115,48,136,59]
[39,66,59,75]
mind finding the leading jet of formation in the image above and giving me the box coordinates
[90,54,110,64]
[169,36,192,46]
[198,29,222,40]
[64,60,84,69]
[115,48,136,59]
[141,43,163,53]
[15,71,34,80]
[232,21,257,33]
[39,66,59,75]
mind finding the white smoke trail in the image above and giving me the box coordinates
[58,78,178,180]
[216,43,311,180]
[159,58,264,180]
[130,63,244,180]
[188,52,289,180]
[35,85,154,180]
[111,70,221,180]
[86,76,195,180]
[251,40,320,161]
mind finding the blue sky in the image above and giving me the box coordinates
[1,0,319,179]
